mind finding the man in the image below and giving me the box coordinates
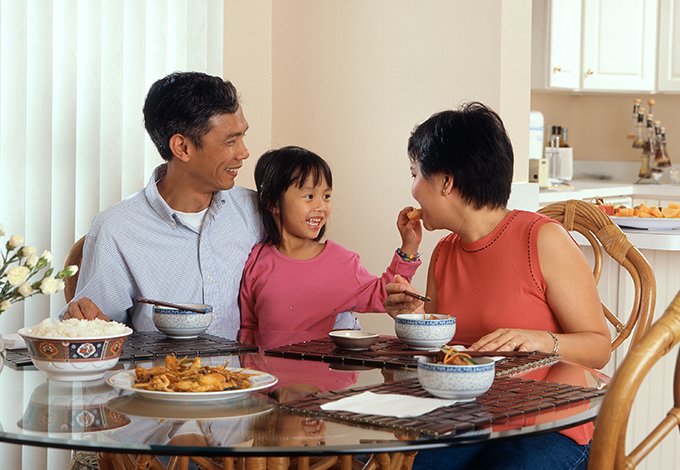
[62,72,264,335]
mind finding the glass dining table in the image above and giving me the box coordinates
[0,329,609,470]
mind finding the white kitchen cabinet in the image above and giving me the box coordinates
[532,0,582,89]
[658,0,680,91]
[582,0,657,91]
[532,0,659,92]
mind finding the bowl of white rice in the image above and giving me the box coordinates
[18,318,132,382]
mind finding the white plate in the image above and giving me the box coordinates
[107,368,278,402]
[611,216,680,230]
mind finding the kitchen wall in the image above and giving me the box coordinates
[531,91,680,178]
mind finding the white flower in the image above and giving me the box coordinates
[8,235,24,248]
[5,266,30,286]
[66,265,79,276]
[0,223,5,237]
[40,250,54,262]
[18,283,34,297]
[40,277,63,295]
[25,254,39,268]
[20,245,37,257]
[0,300,10,312]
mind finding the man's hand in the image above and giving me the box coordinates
[64,297,110,321]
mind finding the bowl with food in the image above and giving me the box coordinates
[18,318,132,382]
[417,349,495,401]
[152,303,213,339]
[328,330,379,351]
[394,313,456,350]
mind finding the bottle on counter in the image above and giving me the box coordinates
[642,114,655,156]
[655,123,671,168]
[560,127,570,147]
[647,98,655,116]
[662,127,671,166]
[632,107,645,148]
[547,126,561,179]
[627,99,641,140]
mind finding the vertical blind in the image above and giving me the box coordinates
[0,3,223,467]
[0,0,224,330]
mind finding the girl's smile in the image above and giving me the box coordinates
[275,174,332,253]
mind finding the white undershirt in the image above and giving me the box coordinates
[175,207,209,232]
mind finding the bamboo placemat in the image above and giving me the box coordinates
[4,331,258,369]
[278,376,605,436]
[264,336,561,376]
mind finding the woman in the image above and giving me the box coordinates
[383,102,610,470]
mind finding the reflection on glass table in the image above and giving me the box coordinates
[0,329,609,462]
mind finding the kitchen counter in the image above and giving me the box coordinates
[539,179,680,251]
[538,179,680,204]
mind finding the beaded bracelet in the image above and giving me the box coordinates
[545,330,559,354]
[396,248,420,262]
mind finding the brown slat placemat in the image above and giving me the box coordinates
[4,331,258,369]
[278,376,605,436]
[264,336,561,376]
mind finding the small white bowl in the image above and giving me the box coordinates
[152,303,213,339]
[417,356,495,401]
[329,330,379,350]
[395,313,456,350]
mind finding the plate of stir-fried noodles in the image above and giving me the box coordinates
[107,355,278,402]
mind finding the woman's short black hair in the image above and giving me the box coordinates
[143,71,240,161]
[407,102,514,210]
[255,146,333,245]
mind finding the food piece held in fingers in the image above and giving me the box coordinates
[407,208,422,221]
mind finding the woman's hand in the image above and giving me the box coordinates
[383,274,425,319]
[468,328,555,353]
[396,206,422,258]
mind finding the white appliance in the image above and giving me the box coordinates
[529,111,545,161]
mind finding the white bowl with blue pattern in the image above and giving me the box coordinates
[417,356,495,401]
[152,303,213,339]
[394,313,456,350]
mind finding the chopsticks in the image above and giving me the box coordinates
[403,290,432,302]
[135,297,208,314]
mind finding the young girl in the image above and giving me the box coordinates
[239,146,422,333]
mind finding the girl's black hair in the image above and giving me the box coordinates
[255,146,333,245]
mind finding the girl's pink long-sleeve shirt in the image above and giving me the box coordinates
[239,240,421,332]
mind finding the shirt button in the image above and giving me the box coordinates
[206,275,212,280]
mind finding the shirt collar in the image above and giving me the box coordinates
[145,164,227,229]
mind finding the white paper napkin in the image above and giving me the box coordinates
[320,391,456,418]
[1,333,26,350]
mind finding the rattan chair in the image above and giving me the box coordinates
[538,200,656,350]
[63,235,86,303]
[95,452,417,470]
[588,289,680,470]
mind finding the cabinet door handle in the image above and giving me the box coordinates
[553,66,562,72]
[586,69,594,75]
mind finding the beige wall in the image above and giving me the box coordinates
[227,1,533,332]
[531,91,680,164]
[269,0,531,293]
